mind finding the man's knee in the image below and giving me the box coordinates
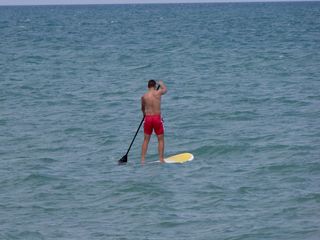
[157,134,164,141]
[144,134,151,142]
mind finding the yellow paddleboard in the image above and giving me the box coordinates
[164,153,194,163]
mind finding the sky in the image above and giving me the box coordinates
[0,0,314,6]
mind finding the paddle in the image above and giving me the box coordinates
[118,83,161,165]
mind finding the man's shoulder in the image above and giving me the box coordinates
[142,93,150,101]
[152,90,162,97]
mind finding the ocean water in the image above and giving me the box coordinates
[1,2,320,239]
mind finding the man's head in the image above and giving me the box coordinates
[148,79,156,89]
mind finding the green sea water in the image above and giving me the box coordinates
[1,2,320,239]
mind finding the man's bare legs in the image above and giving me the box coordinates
[141,134,165,164]
[157,134,165,163]
[141,134,151,164]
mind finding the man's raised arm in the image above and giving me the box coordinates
[141,96,146,116]
[158,80,167,95]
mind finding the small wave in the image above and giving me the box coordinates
[129,63,152,71]
[64,127,83,134]
[37,157,58,163]
[201,110,259,121]
[3,231,44,240]
[117,54,132,62]
[280,176,306,183]
[0,119,7,125]
[273,96,310,107]
[159,221,184,228]
[295,193,320,204]
[237,186,259,194]
[194,144,247,157]
[118,181,171,198]
[208,182,224,189]
[252,144,290,153]
[237,97,271,105]
[37,147,66,153]
[23,173,60,184]
[257,163,301,174]
[20,85,34,90]
[25,55,48,63]
[307,162,320,173]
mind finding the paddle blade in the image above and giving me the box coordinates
[118,154,128,165]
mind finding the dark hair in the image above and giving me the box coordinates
[148,79,156,89]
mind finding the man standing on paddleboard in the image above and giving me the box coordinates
[141,80,167,164]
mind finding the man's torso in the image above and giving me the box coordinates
[142,91,161,115]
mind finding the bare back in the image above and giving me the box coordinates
[142,91,162,115]
[141,81,167,116]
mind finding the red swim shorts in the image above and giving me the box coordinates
[144,115,164,135]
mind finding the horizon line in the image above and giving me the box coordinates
[0,0,319,7]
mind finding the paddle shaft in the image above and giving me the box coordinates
[125,116,144,156]
[124,84,161,156]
